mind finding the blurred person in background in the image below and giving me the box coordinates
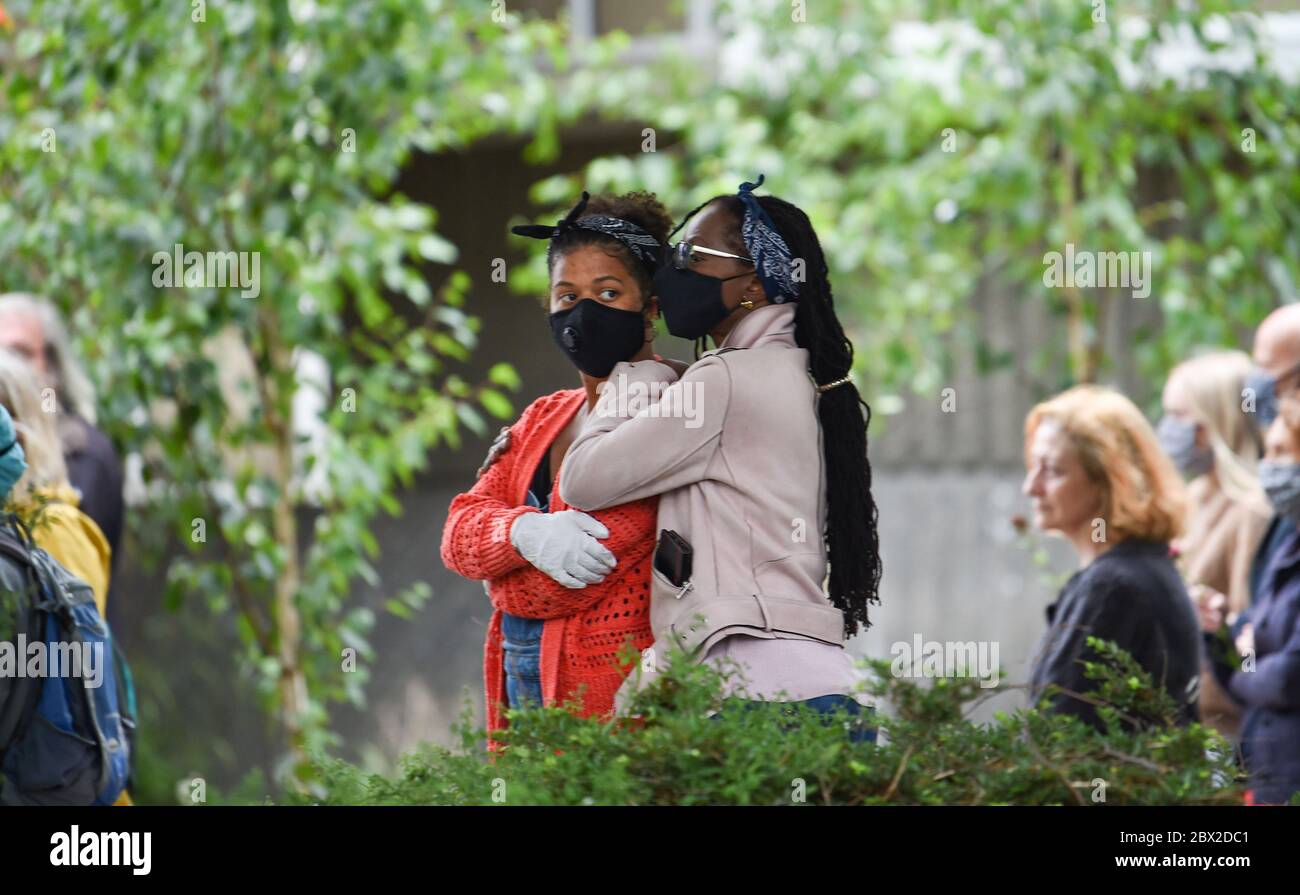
[0,396,131,806]
[1238,305,1300,595]
[1023,385,1200,730]
[0,293,123,586]
[1200,410,1300,805]
[0,349,111,617]
[1157,350,1271,739]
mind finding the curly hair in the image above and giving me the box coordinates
[545,190,673,304]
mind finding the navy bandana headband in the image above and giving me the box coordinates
[511,191,664,277]
[737,175,799,303]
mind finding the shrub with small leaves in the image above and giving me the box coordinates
[289,641,1243,806]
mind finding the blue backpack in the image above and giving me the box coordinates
[0,519,135,805]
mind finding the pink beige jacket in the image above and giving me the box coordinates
[560,303,848,707]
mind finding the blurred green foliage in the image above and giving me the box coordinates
[520,0,1299,400]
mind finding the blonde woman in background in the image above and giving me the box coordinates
[1158,350,1272,739]
[0,349,111,616]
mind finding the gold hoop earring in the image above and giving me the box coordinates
[739,298,755,310]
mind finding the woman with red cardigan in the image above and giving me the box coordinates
[441,190,677,738]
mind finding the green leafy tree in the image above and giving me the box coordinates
[521,0,1299,396]
[0,0,582,784]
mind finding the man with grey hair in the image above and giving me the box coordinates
[0,294,124,600]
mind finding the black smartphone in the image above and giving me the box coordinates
[654,529,693,587]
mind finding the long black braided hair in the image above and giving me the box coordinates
[675,194,882,636]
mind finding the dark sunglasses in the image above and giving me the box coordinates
[670,240,754,271]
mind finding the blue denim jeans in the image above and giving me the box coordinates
[501,611,544,710]
[501,486,547,711]
[717,694,878,744]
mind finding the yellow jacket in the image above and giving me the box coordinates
[15,484,111,617]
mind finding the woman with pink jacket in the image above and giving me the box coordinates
[560,177,882,738]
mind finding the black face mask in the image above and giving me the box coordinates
[653,266,750,341]
[549,299,647,378]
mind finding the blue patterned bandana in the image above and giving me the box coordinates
[736,175,799,303]
[512,191,664,277]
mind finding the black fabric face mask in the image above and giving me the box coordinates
[549,299,647,378]
[653,266,750,341]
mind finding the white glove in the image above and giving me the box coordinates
[509,509,617,589]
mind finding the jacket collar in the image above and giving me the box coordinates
[12,483,82,511]
[511,389,584,506]
[712,302,797,353]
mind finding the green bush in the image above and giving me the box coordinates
[289,638,1243,806]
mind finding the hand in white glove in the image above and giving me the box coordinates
[509,509,617,589]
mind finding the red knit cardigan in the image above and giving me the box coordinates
[440,387,656,738]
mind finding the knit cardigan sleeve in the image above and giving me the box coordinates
[488,489,658,619]
[439,405,545,582]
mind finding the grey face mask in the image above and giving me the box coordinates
[1156,415,1214,478]
[1244,368,1279,432]
[1258,460,1300,526]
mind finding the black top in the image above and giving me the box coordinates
[63,415,125,639]
[1028,538,1201,731]
[63,416,124,565]
[528,446,553,512]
